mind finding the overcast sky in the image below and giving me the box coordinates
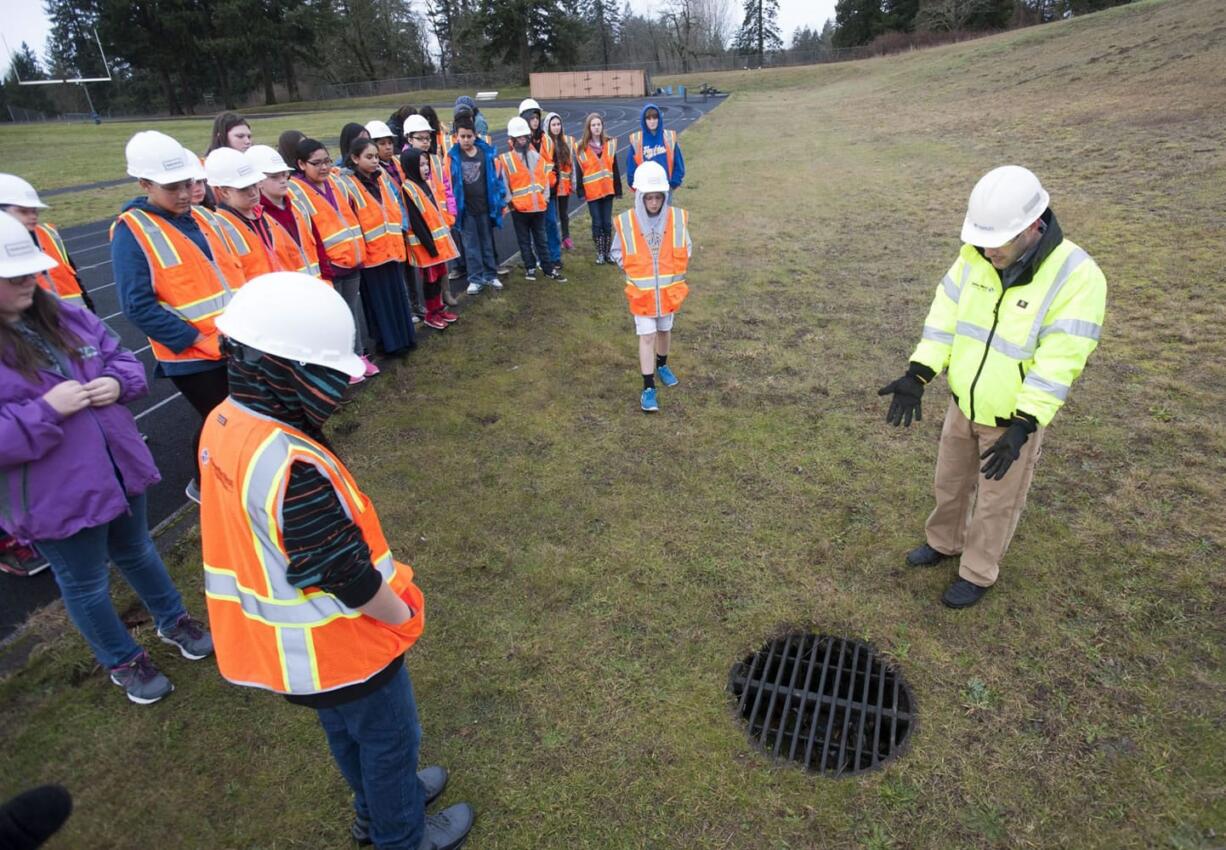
[1,0,839,78]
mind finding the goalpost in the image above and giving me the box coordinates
[3,26,113,121]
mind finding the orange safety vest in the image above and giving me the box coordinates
[265,199,322,279]
[190,206,248,285]
[613,206,691,317]
[211,208,280,280]
[114,207,247,365]
[629,129,677,180]
[199,398,425,695]
[576,138,617,200]
[497,150,549,213]
[33,223,84,305]
[401,181,460,268]
[426,154,455,227]
[549,135,577,197]
[288,176,365,271]
[344,170,406,267]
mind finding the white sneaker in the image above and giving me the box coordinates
[465,282,483,295]
[184,479,201,505]
[487,277,503,291]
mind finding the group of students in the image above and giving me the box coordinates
[0,94,695,849]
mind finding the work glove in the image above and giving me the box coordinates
[877,374,926,427]
[979,415,1038,480]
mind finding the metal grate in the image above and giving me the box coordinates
[728,634,915,777]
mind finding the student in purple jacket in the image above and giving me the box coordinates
[0,212,213,706]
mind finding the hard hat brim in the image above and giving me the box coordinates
[1,251,57,278]
[129,163,203,185]
[207,173,266,190]
[960,216,1022,249]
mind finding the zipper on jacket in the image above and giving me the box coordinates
[967,288,1006,423]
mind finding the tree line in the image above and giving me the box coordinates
[1,0,1133,119]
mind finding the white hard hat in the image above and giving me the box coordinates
[402,115,432,135]
[961,165,1050,248]
[507,116,531,138]
[0,174,48,209]
[215,272,365,378]
[0,211,57,278]
[632,161,670,193]
[518,98,541,114]
[204,147,264,189]
[247,144,291,175]
[181,148,206,181]
[126,131,200,184]
[365,120,394,140]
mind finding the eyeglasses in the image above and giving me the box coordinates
[409,134,432,142]
[306,158,333,168]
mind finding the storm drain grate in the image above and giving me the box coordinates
[728,633,914,777]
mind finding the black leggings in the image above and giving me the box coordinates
[169,365,230,476]
[557,195,570,239]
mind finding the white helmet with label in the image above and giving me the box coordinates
[215,272,365,378]
[632,161,670,194]
[204,147,264,189]
[0,211,56,277]
[0,174,48,209]
[507,116,531,138]
[402,115,432,135]
[365,120,394,140]
[126,131,200,184]
[247,144,291,175]
[961,165,1049,248]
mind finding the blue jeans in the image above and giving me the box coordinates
[317,665,425,850]
[461,214,498,285]
[511,211,554,273]
[35,492,187,670]
[587,196,614,238]
[544,196,562,265]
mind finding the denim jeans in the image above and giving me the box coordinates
[544,196,562,265]
[461,214,498,285]
[35,491,188,670]
[511,211,554,273]
[587,196,614,238]
[317,665,425,850]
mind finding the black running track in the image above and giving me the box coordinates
[0,95,724,642]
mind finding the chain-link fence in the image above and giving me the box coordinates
[312,71,509,102]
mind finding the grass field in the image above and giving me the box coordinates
[2,0,1224,847]
[0,107,515,228]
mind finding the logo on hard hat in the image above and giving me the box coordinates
[162,158,184,170]
[5,242,36,258]
[238,165,254,176]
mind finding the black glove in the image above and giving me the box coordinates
[877,374,926,427]
[979,415,1038,480]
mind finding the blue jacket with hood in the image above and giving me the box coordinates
[625,102,685,190]
[448,137,506,229]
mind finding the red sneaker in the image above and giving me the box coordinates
[423,314,448,330]
[439,310,459,324]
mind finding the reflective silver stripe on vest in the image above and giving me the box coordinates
[955,320,1032,361]
[1024,248,1089,351]
[213,215,252,256]
[1022,371,1070,401]
[1038,317,1101,342]
[278,628,316,692]
[672,209,686,249]
[922,325,955,346]
[127,211,182,267]
[159,292,230,322]
[626,273,685,289]
[942,273,960,303]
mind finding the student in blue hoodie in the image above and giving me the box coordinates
[626,103,686,192]
[448,115,506,295]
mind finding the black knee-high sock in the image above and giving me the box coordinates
[656,354,668,368]
[643,373,655,390]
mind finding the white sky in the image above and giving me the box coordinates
[1,0,839,78]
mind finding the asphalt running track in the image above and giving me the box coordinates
[0,95,725,643]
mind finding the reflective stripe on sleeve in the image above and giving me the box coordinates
[1022,371,1070,401]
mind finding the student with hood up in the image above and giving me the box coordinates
[626,102,685,192]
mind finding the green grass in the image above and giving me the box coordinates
[0,107,515,228]
[3,0,1225,847]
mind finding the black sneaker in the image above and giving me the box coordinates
[545,269,567,282]
[905,542,953,567]
[523,266,537,281]
[942,578,990,609]
[351,766,450,845]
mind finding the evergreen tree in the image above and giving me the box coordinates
[1,42,56,118]
[733,0,782,67]
[832,0,882,47]
[587,0,623,69]
[474,0,575,83]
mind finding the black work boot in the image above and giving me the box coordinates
[351,766,449,845]
[593,234,605,264]
[941,578,990,609]
[905,542,954,567]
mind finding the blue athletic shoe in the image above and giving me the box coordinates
[656,364,679,387]
[640,387,659,412]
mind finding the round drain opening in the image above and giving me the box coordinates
[728,633,915,777]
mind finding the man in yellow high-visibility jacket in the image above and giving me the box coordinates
[879,165,1107,608]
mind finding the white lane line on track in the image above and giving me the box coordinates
[134,391,183,421]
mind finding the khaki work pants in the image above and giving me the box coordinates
[924,399,1045,587]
